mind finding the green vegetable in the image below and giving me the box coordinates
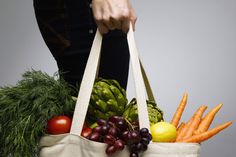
[0,70,76,157]
[123,98,164,126]
[87,78,128,122]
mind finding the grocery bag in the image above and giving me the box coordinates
[39,24,200,157]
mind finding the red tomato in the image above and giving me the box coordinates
[81,127,92,138]
[47,116,72,134]
[81,122,92,138]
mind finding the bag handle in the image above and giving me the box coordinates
[70,26,151,135]
[70,30,102,135]
[141,62,156,102]
[126,26,150,130]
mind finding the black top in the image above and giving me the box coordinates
[33,0,130,89]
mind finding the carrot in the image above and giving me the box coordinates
[182,105,208,140]
[176,105,207,141]
[177,122,185,138]
[177,122,185,132]
[181,121,232,143]
[171,93,188,127]
[176,117,193,141]
[194,103,223,135]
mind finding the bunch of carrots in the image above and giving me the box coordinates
[170,93,232,143]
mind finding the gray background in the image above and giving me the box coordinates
[0,0,235,156]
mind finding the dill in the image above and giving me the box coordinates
[0,70,76,157]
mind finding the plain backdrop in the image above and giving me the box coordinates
[0,0,235,157]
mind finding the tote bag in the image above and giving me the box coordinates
[39,26,200,157]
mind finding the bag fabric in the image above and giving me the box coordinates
[39,134,129,157]
[39,26,201,157]
[39,134,200,157]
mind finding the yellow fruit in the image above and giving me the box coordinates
[150,121,177,142]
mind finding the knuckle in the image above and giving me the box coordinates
[102,15,110,23]
[111,14,119,20]
[94,15,103,22]
[121,9,130,19]
[111,10,131,21]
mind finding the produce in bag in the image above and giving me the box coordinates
[123,98,164,126]
[87,78,128,122]
[1,25,233,157]
[166,93,233,143]
[0,70,76,157]
[87,116,152,157]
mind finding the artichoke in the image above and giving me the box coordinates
[87,78,128,122]
[123,98,164,126]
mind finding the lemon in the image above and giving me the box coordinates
[150,121,177,142]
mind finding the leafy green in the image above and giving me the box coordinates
[0,70,76,157]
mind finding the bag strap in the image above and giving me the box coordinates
[70,26,152,136]
[70,30,102,135]
[140,62,155,102]
[127,26,150,130]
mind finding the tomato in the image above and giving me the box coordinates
[81,122,92,138]
[81,127,92,138]
[47,115,72,134]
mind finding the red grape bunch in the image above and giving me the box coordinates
[87,116,152,157]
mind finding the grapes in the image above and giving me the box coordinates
[106,145,116,155]
[135,142,143,152]
[108,115,123,123]
[127,128,152,157]
[114,139,125,150]
[108,127,118,137]
[101,125,110,135]
[140,128,149,137]
[147,133,152,141]
[129,130,140,144]
[116,119,127,131]
[97,119,107,126]
[89,116,152,157]
[141,137,150,146]
[104,135,116,145]
[93,126,102,133]
[130,152,138,157]
[121,130,129,142]
[89,132,100,142]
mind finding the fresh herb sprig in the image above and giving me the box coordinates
[0,70,76,157]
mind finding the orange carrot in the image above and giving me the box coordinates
[177,122,185,132]
[176,117,193,141]
[182,105,208,140]
[194,103,223,135]
[176,105,207,141]
[171,93,188,127]
[177,122,185,138]
[181,121,232,143]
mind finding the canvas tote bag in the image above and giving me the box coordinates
[39,26,200,157]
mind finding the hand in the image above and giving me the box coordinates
[91,0,137,34]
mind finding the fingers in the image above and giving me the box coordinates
[111,18,122,30]
[92,2,114,34]
[95,16,116,34]
[102,15,116,30]
[91,0,137,34]
[121,8,137,33]
[95,14,136,34]
[96,22,109,34]
[121,19,130,33]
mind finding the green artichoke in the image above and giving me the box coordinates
[123,98,164,126]
[87,78,128,122]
